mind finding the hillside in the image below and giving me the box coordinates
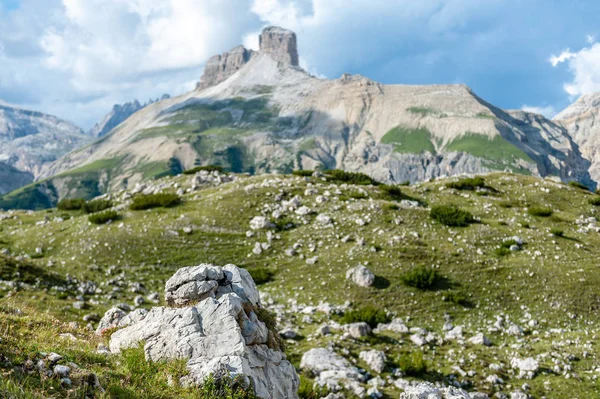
[0,101,89,195]
[10,26,590,211]
[2,170,600,397]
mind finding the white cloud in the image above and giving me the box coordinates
[521,105,556,118]
[551,41,600,96]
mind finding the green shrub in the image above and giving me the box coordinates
[292,170,314,177]
[551,228,564,237]
[495,247,511,257]
[443,290,469,306]
[340,306,390,329]
[298,374,328,399]
[273,217,296,231]
[248,267,275,285]
[83,199,113,214]
[589,197,600,206]
[569,181,589,191]
[528,205,553,217]
[519,221,530,228]
[446,177,485,191]
[397,351,427,376]
[57,198,85,211]
[88,210,119,225]
[182,165,224,175]
[401,266,440,289]
[198,374,257,399]
[380,185,406,200]
[324,169,380,186]
[498,201,513,208]
[399,180,411,186]
[130,193,181,210]
[430,205,475,227]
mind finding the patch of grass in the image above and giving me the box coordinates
[443,290,469,306]
[273,217,296,231]
[380,185,406,200]
[528,205,553,217]
[298,374,329,399]
[130,193,181,210]
[569,181,589,191]
[183,165,224,175]
[397,350,427,376]
[401,266,440,290]
[551,228,564,237]
[292,170,314,177]
[445,133,532,164]
[406,106,444,117]
[430,205,475,227]
[495,247,511,257]
[248,267,275,285]
[589,197,600,206]
[56,198,85,211]
[198,373,257,399]
[0,255,65,286]
[381,126,436,154]
[83,199,113,214]
[88,210,119,225]
[324,170,380,186]
[446,177,486,191]
[340,306,390,329]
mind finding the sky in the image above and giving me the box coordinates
[1,0,600,129]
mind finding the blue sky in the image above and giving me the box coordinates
[0,0,599,128]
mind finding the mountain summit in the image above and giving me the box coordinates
[4,26,594,209]
[198,26,299,90]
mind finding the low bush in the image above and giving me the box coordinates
[380,185,406,200]
[551,228,564,237]
[182,165,224,175]
[397,351,427,376]
[443,290,469,306]
[495,247,511,257]
[292,170,314,177]
[324,169,380,186]
[568,181,589,191]
[273,217,295,231]
[528,205,553,217]
[199,373,257,399]
[248,267,275,285]
[130,193,181,210]
[83,199,113,214]
[446,177,485,191]
[430,205,475,227]
[401,266,440,290]
[589,197,600,206]
[57,198,85,211]
[340,306,390,329]
[88,210,119,225]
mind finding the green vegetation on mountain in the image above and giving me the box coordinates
[381,127,436,154]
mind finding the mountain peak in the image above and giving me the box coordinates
[197,26,299,91]
[259,26,299,66]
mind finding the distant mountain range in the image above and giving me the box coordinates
[2,26,600,209]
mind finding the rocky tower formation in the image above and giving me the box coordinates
[198,26,299,90]
[259,26,299,66]
[100,264,299,399]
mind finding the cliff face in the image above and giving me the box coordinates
[197,26,299,90]
[0,162,32,195]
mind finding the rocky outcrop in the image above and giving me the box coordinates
[105,264,299,399]
[198,26,298,90]
[259,26,299,66]
[400,383,471,398]
[198,46,258,90]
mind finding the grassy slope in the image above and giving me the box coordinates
[2,173,600,397]
[381,127,436,154]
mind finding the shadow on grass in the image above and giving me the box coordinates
[374,276,390,289]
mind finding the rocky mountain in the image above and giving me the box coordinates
[0,101,89,195]
[88,95,170,138]
[553,93,600,183]
[0,162,32,195]
[9,26,594,208]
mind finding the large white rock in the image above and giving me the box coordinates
[249,216,275,230]
[346,265,375,287]
[300,348,365,393]
[359,350,386,373]
[400,382,471,398]
[107,264,298,399]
